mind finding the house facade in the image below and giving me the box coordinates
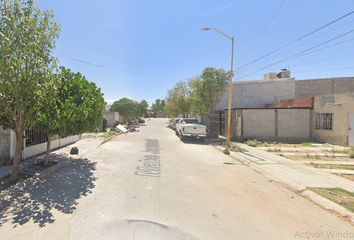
[210,69,354,146]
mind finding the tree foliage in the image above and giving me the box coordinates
[151,99,165,113]
[189,67,230,132]
[34,67,105,164]
[102,116,108,131]
[0,0,61,181]
[110,98,140,124]
[164,81,192,117]
[138,100,149,118]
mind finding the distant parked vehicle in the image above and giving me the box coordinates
[170,118,180,130]
[175,118,208,142]
[138,117,145,123]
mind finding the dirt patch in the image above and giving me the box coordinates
[0,173,32,192]
[308,188,354,213]
[34,161,58,168]
[0,159,14,167]
[335,174,354,181]
[0,161,58,192]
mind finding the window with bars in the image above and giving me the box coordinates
[315,113,333,130]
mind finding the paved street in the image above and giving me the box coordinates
[0,118,353,240]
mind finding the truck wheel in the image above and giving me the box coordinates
[175,130,178,135]
[179,132,185,141]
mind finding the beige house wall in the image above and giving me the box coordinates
[313,92,354,146]
[103,112,119,127]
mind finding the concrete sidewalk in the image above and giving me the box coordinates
[226,141,354,192]
[213,140,354,222]
[0,137,105,200]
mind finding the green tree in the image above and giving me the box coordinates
[102,116,108,132]
[164,81,192,117]
[34,67,106,165]
[190,67,230,132]
[111,98,139,124]
[138,100,149,117]
[0,0,61,182]
[151,98,166,117]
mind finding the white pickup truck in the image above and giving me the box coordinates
[175,118,208,142]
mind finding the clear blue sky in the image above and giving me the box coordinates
[36,0,354,107]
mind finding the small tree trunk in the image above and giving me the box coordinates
[44,135,52,166]
[9,129,23,182]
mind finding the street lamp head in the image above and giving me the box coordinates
[201,28,211,31]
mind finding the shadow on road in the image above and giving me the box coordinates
[0,154,97,228]
[181,139,208,145]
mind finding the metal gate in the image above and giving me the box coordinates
[212,111,226,136]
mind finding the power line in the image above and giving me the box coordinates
[237,36,354,80]
[241,29,354,73]
[237,10,354,70]
[57,55,183,80]
[239,52,354,73]
[236,0,286,66]
[240,18,354,71]
[292,66,354,73]
[290,53,354,67]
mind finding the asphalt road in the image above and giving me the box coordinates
[1,118,353,240]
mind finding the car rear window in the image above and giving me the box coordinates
[180,119,199,124]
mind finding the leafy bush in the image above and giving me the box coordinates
[102,116,108,132]
[244,139,263,147]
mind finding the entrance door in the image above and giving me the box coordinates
[349,113,354,146]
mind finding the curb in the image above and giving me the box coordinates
[302,190,354,223]
[213,143,354,224]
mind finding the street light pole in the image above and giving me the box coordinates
[202,28,234,147]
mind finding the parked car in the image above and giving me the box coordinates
[175,118,208,142]
[170,118,180,130]
[138,117,145,123]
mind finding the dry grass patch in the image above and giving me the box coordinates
[308,187,354,213]
[308,163,354,171]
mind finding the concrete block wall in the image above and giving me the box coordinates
[243,110,275,137]
[239,109,311,142]
[216,78,295,110]
[295,77,354,98]
[277,109,310,138]
[103,112,119,127]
